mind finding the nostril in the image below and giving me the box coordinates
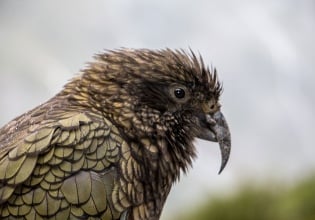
[205,114,216,125]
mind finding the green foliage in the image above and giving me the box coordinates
[173,176,315,220]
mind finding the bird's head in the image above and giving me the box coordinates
[66,48,231,173]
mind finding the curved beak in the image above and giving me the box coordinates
[196,111,231,174]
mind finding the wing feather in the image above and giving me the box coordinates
[0,109,122,219]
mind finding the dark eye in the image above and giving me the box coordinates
[174,88,186,99]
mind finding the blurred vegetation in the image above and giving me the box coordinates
[173,176,315,220]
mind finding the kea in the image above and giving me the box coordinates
[0,48,231,220]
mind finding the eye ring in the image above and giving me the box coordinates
[169,84,190,103]
[174,88,186,99]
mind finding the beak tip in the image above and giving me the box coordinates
[218,147,231,174]
[213,111,231,175]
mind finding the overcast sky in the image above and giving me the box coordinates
[0,1,314,219]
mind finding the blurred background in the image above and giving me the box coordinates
[0,0,314,219]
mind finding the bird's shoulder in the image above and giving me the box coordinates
[0,100,118,160]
